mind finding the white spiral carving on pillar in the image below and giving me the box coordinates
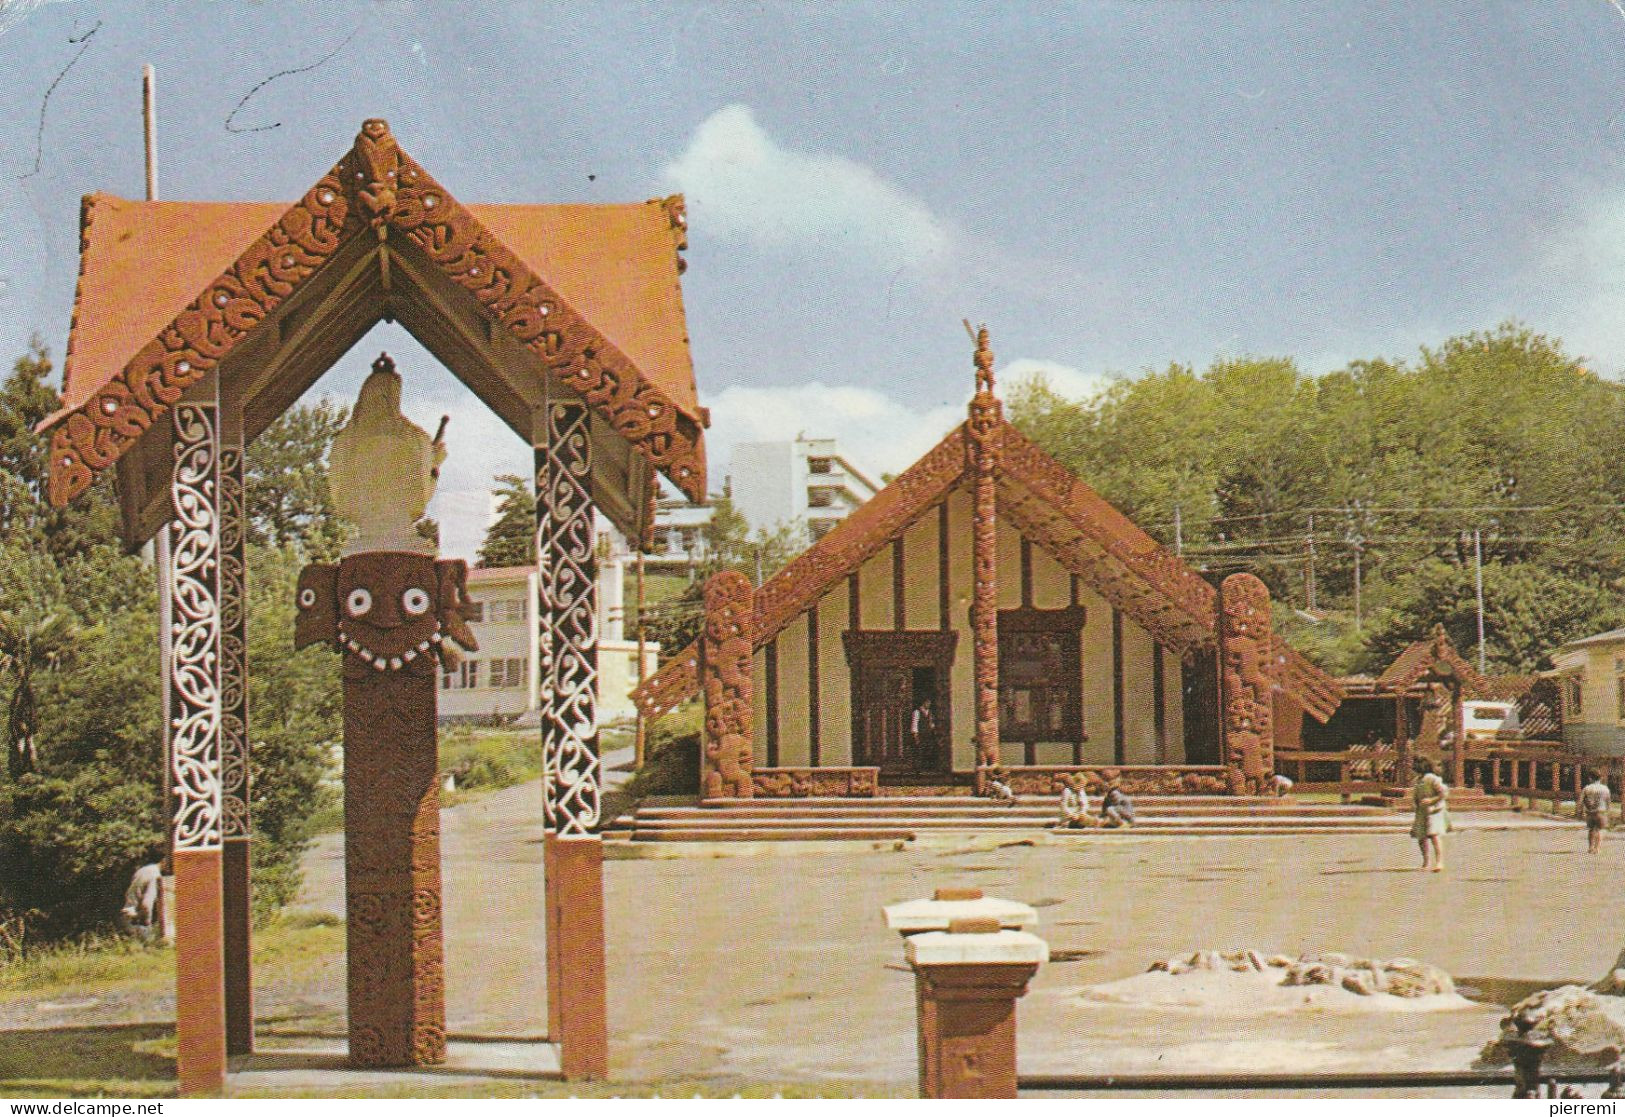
[538,402,600,836]
[170,404,224,851]
[218,445,250,840]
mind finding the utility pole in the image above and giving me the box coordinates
[1173,505,1183,556]
[1474,527,1487,674]
[144,63,178,941]
[1305,512,1317,612]
[1351,534,1363,632]
[633,548,647,772]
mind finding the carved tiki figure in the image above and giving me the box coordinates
[293,353,476,1067]
[295,553,477,1067]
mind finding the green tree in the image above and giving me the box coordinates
[246,399,349,560]
[641,497,803,654]
[477,474,534,568]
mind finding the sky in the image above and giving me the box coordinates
[3,2,1625,557]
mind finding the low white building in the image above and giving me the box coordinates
[438,543,658,726]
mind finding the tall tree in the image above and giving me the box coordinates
[477,474,535,568]
[246,399,350,560]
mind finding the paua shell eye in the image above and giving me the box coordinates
[402,587,431,616]
[346,588,374,617]
[298,588,317,609]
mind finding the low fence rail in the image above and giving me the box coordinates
[1019,1068,1621,1098]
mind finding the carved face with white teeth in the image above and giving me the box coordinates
[295,553,478,679]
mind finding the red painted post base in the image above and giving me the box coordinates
[174,848,227,1097]
[913,962,1039,1099]
[223,838,253,1056]
[544,834,608,1079]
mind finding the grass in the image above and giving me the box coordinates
[307,726,546,833]
[0,911,345,1008]
[439,726,542,804]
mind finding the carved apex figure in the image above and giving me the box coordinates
[328,353,446,556]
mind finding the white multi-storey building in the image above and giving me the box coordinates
[729,435,880,543]
[438,530,658,725]
[648,435,881,573]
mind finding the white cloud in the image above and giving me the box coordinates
[664,104,952,272]
[1533,190,1625,374]
[1000,357,1111,402]
[406,394,529,562]
[700,356,1102,491]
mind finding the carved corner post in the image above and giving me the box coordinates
[536,399,608,1079]
[218,433,253,1058]
[967,327,1003,783]
[169,402,228,1096]
[700,571,755,800]
[1217,573,1276,796]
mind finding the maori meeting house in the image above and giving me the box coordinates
[629,331,1349,828]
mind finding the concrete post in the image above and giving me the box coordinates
[884,888,1046,1099]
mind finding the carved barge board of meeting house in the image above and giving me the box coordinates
[700,571,755,800]
[46,119,706,511]
[1218,572,1277,795]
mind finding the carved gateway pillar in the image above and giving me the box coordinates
[700,570,755,799]
[536,398,608,1079]
[1217,573,1277,795]
[217,437,253,1058]
[168,402,228,1096]
[967,327,1002,780]
[293,356,476,1068]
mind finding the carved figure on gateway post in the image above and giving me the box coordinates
[292,355,477,1069]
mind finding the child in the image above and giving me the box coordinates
[1056,774,1096,829]
[1101,780,1136,827]
[1582,769,1612,855]
[984,766,1017,805]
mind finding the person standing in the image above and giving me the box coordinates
[1410,757,1450,872]
[1581,769,1612,855]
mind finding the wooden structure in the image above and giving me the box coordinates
[1299,625,1558,794]
[41,120,705,1092]
[635,330,1342,798]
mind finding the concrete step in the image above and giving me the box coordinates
[619,814,1407,830]
[636,803,1393,820]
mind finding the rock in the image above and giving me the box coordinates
[1485,985,1625,1069]
[1342,970,1377,996]
[1383,959,1453,998]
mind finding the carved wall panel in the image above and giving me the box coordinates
[751,767,881,798]
[700,571,754,800]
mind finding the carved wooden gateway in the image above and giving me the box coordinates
[42,120,706,1093]
[634,330,1344,801]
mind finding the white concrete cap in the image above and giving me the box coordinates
[905,929,1050,967]
[883,896,1038,934]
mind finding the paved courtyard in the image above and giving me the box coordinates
[3,782,1612,1095]
[290,784,1611,1092]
